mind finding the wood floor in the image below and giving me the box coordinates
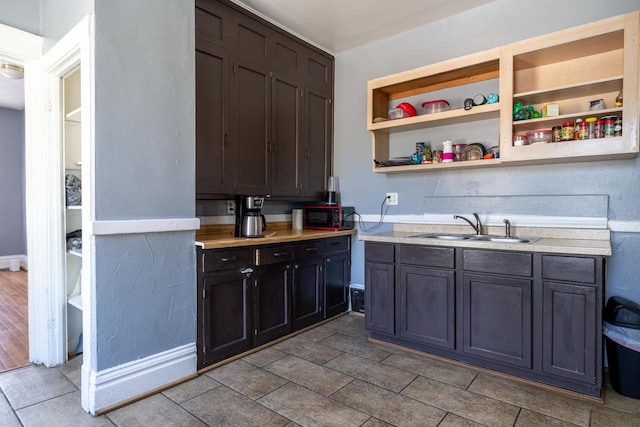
[0,269,29,372]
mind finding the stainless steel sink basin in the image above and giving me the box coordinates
[410,234,472,240]
[410,233,539,244]
[487,237,536,244]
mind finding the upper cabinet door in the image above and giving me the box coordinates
[302,87,332,199]
[196,46,234,197]
[232,59,270,196]
[270,73,302,198]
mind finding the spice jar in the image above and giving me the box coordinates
[594,120,603,138]
[574,118,582,140]
[551,126,562,142]
[577,121,589,140]
[585,117,597,139]
[614,118,622,137]
[561,121,574,141]
[604,118,616,138]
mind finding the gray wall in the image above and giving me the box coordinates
[41,0,93,51]
[92,0,196,369]
[334,0,640,303]
[0,108,25,256]
[0,0,40,35]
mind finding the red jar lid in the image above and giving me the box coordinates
[562,121,574,126]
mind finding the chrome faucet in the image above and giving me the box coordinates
[504,219,511,238]
[454,213,482,235]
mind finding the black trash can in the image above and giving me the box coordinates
[603,296,640,399]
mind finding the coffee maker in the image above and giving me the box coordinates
[235,195,267,238]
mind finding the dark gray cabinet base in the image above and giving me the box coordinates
[365,242,604,397]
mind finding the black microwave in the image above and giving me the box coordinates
[303,206,355,231]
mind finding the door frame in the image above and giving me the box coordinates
[24,15,95,412]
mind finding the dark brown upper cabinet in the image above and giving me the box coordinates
[195,0,334,200]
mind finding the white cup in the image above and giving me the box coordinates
[292,209,303,230]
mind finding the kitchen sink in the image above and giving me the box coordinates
[409,233,472,240]
[409,233,539,244]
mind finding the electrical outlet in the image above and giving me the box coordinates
[226,200,235,214]
[386,192,398,206]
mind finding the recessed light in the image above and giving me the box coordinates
[0,64,24,79]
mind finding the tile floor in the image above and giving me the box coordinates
[0,314,638,426]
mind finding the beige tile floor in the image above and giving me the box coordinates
[0,314,638,426]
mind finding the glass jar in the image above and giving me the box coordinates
[577,121,589,140]
[614,118,622,137]
[594,120,603,138]
[585,117,597,139]
[604,119,616,138]
[551,126,562,142]
[574,119,582,140]
[561,121,574,141]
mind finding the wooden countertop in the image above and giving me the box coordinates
[196,222,357,249]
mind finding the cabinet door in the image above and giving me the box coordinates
[397,265,455,349]
[292,257,323,331]
[324,251,350,318]
[270,73,302,197]
[301,87,331,199]
[542,281,597,384]
[196,46,233,196]
[201,269,252,367]
[463,273,533,368]
[232,58,270,195]
[254,263,291,346]
[365,262,395,335]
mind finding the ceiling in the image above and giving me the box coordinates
[235,0,493,53]
[0,0,492,111]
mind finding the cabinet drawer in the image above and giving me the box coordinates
[294,240,325,259]
[202,248,253,272]
[398,245,455,269]
[366,242,394,263]
[325,236,349,253]
[542,255,597,285]
[463,249,532,277]
[256,245,294,266]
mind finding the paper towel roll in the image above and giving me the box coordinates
[292,209,303,230]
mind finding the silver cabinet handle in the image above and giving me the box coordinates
[240,268,253,274]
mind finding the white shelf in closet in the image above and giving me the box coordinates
[67,249,82,258]
[67,294,83,310]
[65,107,81,123]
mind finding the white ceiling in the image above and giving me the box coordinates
[235,0,493,53]
[0,0,492,111]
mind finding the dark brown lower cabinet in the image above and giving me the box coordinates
[398,265,455,349]
[198,246,254,367]
[463,273,532,368]
[364,242,395,335]
[364,242,605,397]
[324,251,350,318]
[253,263,292,346]
[542,281,597,383]
[198,235,351,368]
[292,256,324,331]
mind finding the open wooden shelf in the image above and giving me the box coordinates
[367,11,639,174]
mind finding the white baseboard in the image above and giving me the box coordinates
[85,343,196,415]
[0,255,28,271]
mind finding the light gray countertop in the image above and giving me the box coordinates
[358,224,612,256]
